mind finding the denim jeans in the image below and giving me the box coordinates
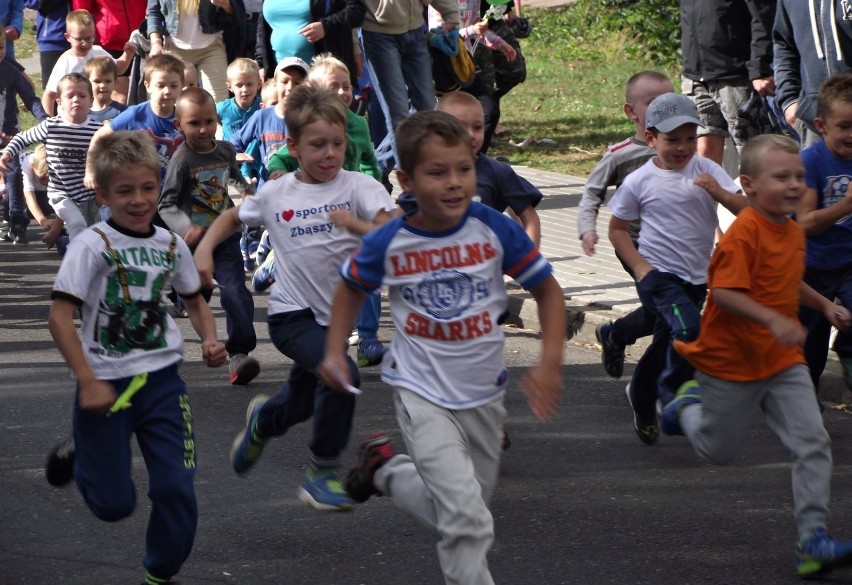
[4,155,25,232]
[361,28,436,137]
[259,308,360,461]
[356,291,382,341]
[800,264,852,390]
[631,270,706,414]
[211,233,257,356]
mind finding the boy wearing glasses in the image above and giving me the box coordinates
[40,9,135,115]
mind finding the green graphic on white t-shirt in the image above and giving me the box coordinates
[96,267,169,353]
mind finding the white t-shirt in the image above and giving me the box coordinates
[45,46,114,93]
[239,170,394,324]
[608,156,740,284]
[20,151,47,194]
[52,222,201,380]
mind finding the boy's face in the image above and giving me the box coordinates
[183,67,198,90]
[145,71,182,114]
[174,100,218,151]
[398,137,476,232]
[315,69,353,107]
[287,119,347,184]
[58,81,93,123]
[65,23,95,57]
[440,101,485,154]
[261,84,278,108]
[625,78,675,133]
[98,165,161,234]
[646,124,698,171]
[276,68,306,110]
[89,71,116,105]
[741,149,805,224]
[816,101,852,160]
[227,71,260,109]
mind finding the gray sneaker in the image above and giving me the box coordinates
[229,354,260,385]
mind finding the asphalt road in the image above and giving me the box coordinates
[3,241,852,585]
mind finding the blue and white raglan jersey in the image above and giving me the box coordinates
[341,202,553,409]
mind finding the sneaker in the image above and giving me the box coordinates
[45,436,75,487]
[0,221,11,242]
[229,353,260,385]
[298,467,354,511]
[624,383,658,445]
[142,570,180,584]
[660,380,701,436]
[345,431,396,503]
[595,321,625,378]
[348,329,362,347]
[796,528,852,577]
[169,295,188,318]
[230,394,269,474]
[13,233,27,245]
[357,338,387,367]
[251,251,276,292]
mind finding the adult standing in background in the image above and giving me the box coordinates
[774,0,852,147]
[72,0,146,103]
[260,0,364,89]
[243,0,262,68]
[680,0,776,164]
[23,0,69,88]
[1,0,24,60]
[147,0,246,102]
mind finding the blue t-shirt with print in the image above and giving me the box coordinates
[109,102,185,179]
[802,139,852,270]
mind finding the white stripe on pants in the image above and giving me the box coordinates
[680,365,832,538]
[375,388,505,585]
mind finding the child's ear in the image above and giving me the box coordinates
[814,117,827,135]
[739,174,754,196]
[644,129,655,145]
[396,169,411,192]
[173,118,182,132]
[623,102,638,122]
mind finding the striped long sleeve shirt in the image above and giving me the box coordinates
[2,116,101,204]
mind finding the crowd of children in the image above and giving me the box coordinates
[7,4,852,582]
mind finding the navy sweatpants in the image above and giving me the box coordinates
[73,364,197,581]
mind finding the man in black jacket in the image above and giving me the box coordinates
[680,0,776,164]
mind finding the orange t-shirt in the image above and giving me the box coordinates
[674,207,806,381]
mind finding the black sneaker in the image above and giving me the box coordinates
[45,436,75,487]
[624,384,658,445]
[345,432,396,503]
[595,321,625,378]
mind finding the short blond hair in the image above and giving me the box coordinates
[437,90,482,112]
[89,131,161,193]
[66,9,94,29]
[84,56,118,80]
[227,57,261,79]
[31,144,48,180]
[739,134,800,178]
[143,54,185,84]
[308,53,349,84]
[284,84,346,141]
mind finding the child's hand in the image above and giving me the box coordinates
[694,173,722,197]
[78,379,117,412]
[201,340,227,367]
[471,21,488,36]
[330,209,354,229]
[0,152,11,173]
[235,152,254,162]
[521,364,562,422]
[267,170,284,181]
[123,41,137,57]
[501,42,517,61]
[580,230,598,256]
[826,304,852,330]
[767,314,807,347]
[183,226,206,248]
[318,353,356,394]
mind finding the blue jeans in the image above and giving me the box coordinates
[800,264,852,389]
[73,364,197,581]
[211,233,257,356]
[4,155,26,234]
[631,270,706,416]
[259,308,360,461]
[361,28,436,138]
[356,291,382,342]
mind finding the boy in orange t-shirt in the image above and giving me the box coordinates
[660,134,852,578]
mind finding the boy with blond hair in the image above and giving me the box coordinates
[159,87,260,386]
[1,73,102,239]
[45,130,227,585]
[662,134,852,578]
[318,110,565,585]
[41,9,135,115]
[217,57,262,182]
[608,92,747,444]
[195,85,394,511]
[83,56,126,124]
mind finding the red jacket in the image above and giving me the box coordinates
[72,0,147,52]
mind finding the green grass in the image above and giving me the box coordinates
[489,4,678,176]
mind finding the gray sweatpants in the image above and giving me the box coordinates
[375,388,506,585]
[680,365,832,539]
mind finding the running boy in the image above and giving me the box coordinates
[608,92,747,444]
[46,130,227,585]
[41,9,135,115]
[580,71,673,438]
[217,57,262,184]
[159,87,260,386]
[661,134,852,578]
[1,73,101,239]
[794,75,852,394]
[194,85,394,511]
[84,56,127,124]
[318,110,565,585]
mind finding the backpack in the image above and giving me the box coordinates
[429,28,476,94]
